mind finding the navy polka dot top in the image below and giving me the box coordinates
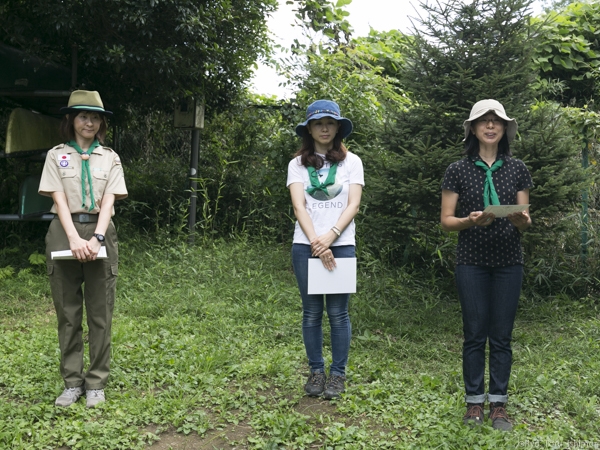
[441,154,533,267]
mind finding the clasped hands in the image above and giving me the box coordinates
[310,233,336,271]
[69,236,102,262]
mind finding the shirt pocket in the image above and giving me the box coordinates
[92,170,109,198]
[59,167,79,192]
[59,167,77,179]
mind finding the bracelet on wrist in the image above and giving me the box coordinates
[331,226,341,237]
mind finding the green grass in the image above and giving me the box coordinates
[1,236,599,449]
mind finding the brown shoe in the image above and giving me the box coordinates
[489,402,513,431]
[463,403,484,427]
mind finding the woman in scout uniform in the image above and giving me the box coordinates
[39,90,127,408]
[287,99,364,400]
[440,99,532,430]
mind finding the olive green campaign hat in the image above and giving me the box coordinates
[60,90,113,116]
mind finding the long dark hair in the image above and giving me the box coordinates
[295,132,347,169]
[464,131,512,157]
[60,111,108,144]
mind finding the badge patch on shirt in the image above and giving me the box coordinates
[57,154,70,161]
[59,160,69,167]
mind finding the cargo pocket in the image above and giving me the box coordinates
[106,264,118,307]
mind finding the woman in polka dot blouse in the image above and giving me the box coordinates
[441,99,533,431]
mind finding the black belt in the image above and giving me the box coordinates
[71,213,98,223]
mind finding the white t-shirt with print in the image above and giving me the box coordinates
[286,151,364,246]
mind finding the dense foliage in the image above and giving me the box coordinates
[534,1,600,106]
[0,0,597,296]
[0,0,277,115]
[282,0,597,298]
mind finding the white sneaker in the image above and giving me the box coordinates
[86,389,105,408]
[55,386,85,407]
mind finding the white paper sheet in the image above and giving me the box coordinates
[51,246,107,260]
[483,204,530,218]
[308,257,357,295]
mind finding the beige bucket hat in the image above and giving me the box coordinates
[463,99,517,142]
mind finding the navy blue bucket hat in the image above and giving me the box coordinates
[295,99,353,139]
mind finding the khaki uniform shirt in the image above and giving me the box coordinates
[39,143,128,214]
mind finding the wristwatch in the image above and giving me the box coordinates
[93,233,105,243]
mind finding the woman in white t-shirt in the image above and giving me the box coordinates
[287,99,364,400]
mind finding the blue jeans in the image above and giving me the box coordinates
[292,244,355,377]
[455,264,523,404]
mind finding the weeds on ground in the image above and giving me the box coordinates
[0,236,599,448]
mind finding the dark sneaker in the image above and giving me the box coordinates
[304,372,326,397]
[489,402,512,431]
[55,386,85,407]
[323,374,345,400]
[463,403,484,427]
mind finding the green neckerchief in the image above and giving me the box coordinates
[306,163,338,196]
[474,158,504,208]
[68,139,100,211]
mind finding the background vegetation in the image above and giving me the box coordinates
[0,0,599,448]
[0,0,278,114]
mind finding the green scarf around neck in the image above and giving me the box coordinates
[474,158,504,208]
[306,163,338,196]
[68,139,100,211]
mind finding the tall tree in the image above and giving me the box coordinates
[364,0,589,272]
[0,0,277,115]
[364,0,539,264]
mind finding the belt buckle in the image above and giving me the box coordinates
[79,214,90,223]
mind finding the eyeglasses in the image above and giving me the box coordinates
[475,117,504,126]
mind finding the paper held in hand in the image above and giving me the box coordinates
[308,257,357,295]
[51,246,108,260]
[483,204,530,218]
